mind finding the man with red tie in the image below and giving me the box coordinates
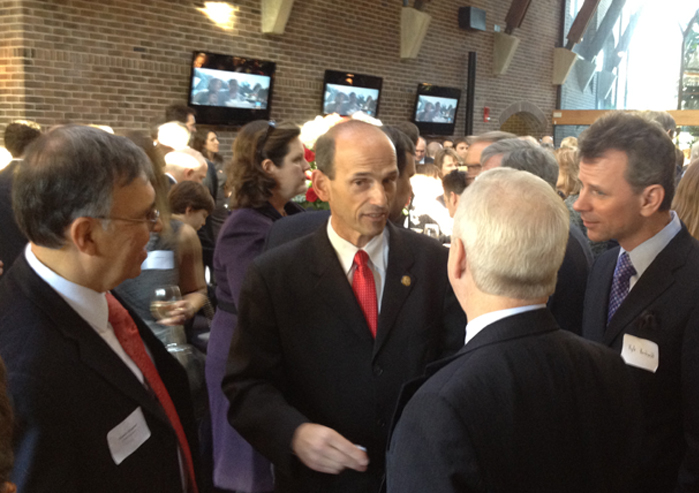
[0,126,199,492]
[223,120,465,492]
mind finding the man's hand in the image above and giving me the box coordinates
[292,423,369,474]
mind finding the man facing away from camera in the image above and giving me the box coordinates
[386,167,641,493]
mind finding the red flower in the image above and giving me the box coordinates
[304,146,316,163]
[306,186,318,202]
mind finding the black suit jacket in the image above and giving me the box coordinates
[223,223,466,493]
[0,255,199,493]
[0,160,28,274]
[386,309,642,493]
[582,225,699,492]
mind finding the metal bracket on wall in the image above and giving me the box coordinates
[261,0,295,34]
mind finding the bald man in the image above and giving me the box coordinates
[223,120,465,493]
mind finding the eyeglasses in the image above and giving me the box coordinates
[256,121,276,163]
[94,209,160,231]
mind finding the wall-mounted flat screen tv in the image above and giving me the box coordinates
[188,51,276,125]
[322,70,383,117]
[412,84,461,136]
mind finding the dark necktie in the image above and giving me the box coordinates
[607,252,636,325]
[352,250,378,338]
[106,292,198,493]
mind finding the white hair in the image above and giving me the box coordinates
[453,167,569,299]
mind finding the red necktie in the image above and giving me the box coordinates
[106,292,198,493]
[352,250,378,338]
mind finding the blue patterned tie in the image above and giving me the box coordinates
[607,252,636,325]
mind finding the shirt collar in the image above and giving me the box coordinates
[621,210,681,282]
[465,304,546,346]
[326,217,388,276]
[24,243,109,334]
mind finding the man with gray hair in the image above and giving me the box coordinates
[480,138,592,335]
[386,167,640,493]
[463,130,516,184]
[0,126,200,492]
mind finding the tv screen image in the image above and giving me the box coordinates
[414,95,458,124]
[323,84,379,117]
[188,51,276,125]
[191,68,271,109]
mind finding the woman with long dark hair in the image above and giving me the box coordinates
[206,120,309,492]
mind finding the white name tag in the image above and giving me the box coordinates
[107,407,151,465]
[141,250,174,271]
[621,334,659,373]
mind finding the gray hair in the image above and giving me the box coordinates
[453,167,569,299]
[470,130,517,145]
[13,125,153,248]
[481,138,559,188]
[480,138,537,167]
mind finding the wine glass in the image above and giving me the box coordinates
[150,285,183,322]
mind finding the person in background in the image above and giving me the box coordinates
[165,103,197,133]
[434,147,464,177]
[382,126,416,226]
[415,136,433,164]
[464,131,516,184]
[442,169,468,218]
[169,181,216,233]
[206,120,308,493]
[672,159,699,241]
[0,121,42,276]
[560,136,578,149]
[454,137,469,161]
[442,137,454,149]
[555,147,581,199]
[426,140,443,160]
[0,357,16,493]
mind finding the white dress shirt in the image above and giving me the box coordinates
[622,211,681,291]
[464,304,547,346]
[326,218,389,312]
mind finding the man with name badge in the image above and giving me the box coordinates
[575,112,699,492]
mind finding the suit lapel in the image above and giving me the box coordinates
[308,227,375,344]
[584,249,617,342]
[603,228,691,346]
[13,256,171,427]
[374,224,415,359]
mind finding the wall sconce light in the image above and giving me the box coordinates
[196,1,239,30]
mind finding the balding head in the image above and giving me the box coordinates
[164,148,208,184]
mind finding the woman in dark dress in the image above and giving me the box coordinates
[206,120,309,493]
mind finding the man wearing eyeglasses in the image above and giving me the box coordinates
[0,126,200,493]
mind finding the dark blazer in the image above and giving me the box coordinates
[263,210,330,251]
[223,223,466,493]
[547,224,592,335]
[0,160,28,274]
[581,225,699,492]
[0,255,199,493]
[386,308,642,493]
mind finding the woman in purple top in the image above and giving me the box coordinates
[206,120,309,492]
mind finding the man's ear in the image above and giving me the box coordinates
[312,169,331,202]
[448,237,467,282]
[639,184,665,217]
[185,206,194,215]
[69,217,99,256]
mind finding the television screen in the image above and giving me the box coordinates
[322,70,383,117]
[191,68,271,109]
[411,84,461,136]
[188,51,276,125]
[414,95,458,123]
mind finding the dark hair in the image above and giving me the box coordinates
[4,121,41,158]
[191,128,222,164]
[168,181,215,214]
[442,169,468,196]
[394,121,420,145]
[228,120,300,209]
[165,104,196,123]
[382,126,415,176]
[454,137,469,148]
[0,357,13,489]
[13,125,154,248]
[578,112,676,210]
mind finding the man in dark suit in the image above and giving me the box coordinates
[480,139,592,334]
[386,167,641,493]
[575,112,699,492]
[0,126,199,492]
[223,120,465,492]
[0,121,42,277]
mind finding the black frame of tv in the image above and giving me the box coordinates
[321,70,383,117]
[188,51,276,126]
[411,83,462,136]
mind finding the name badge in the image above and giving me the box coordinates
[621,334,659,373]
[107,407,151,465]
[141,250,174,271]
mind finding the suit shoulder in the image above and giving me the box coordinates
[394,227,448,258]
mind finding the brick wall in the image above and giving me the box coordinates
[2,0,564,158]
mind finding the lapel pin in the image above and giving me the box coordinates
[401,275,411,287]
